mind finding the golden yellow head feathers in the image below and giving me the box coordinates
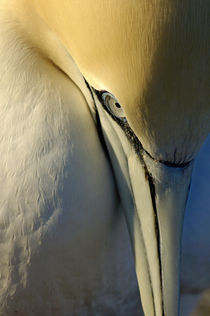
[30,0,210,161]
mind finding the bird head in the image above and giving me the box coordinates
[30,1,210,315]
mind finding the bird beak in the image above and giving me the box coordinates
[127,150,193,316]
[94,98,194,316]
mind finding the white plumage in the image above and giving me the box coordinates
[0,1,209,315]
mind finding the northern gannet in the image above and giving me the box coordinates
[0,1,209,315]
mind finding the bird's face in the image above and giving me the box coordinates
[34,1,209,161]
[90,85,194,316]
[32,1,209,315]
[34,0,209,163]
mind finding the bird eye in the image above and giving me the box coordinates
[101,92,126,121]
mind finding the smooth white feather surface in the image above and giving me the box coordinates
[0,17,142,316]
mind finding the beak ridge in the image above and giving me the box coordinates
[128,151,193,316]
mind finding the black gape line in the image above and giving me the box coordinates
[92,88,144,154]
[84,78,143,162]
[83,78,109,156]
[147,173,166,316]
[83,78,121,199]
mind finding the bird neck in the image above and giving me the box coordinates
[0,0,95,114]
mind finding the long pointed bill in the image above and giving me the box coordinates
[128,151,193,316]
[95,100,194,316]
